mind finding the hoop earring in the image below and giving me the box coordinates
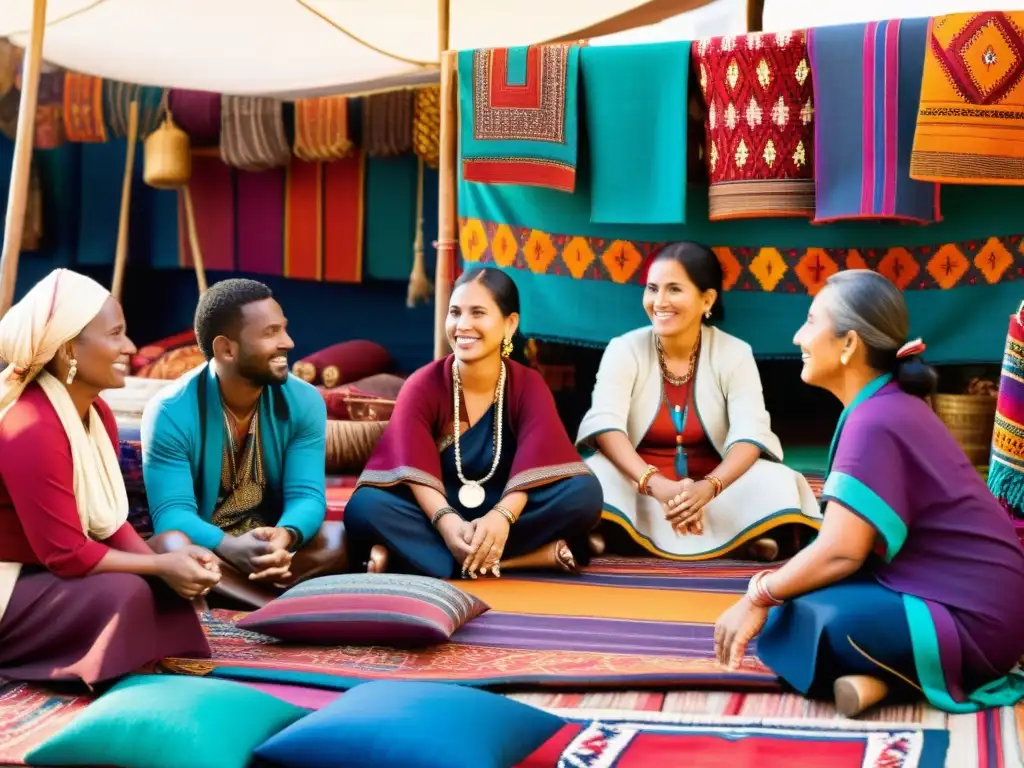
[501,337,513,358]
[65,358,78,386]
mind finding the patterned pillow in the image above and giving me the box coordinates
[236,573,489,646]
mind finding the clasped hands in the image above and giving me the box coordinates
[216,526,297,585]
[648,475,715,535]
[436,509,510,579]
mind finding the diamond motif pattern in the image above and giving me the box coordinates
[928,243,970,289]
[975,237,1013,283]
[491,224,518,267]
[459,217,1024,294]
[749,248,788,291]
[562,236,595,279]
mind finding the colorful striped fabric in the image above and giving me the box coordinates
[989,312,1024,520]
[808,18,941,223]
[284,158,323,280]
[219,95,291,171]
[236,573,488,646]
[323,152,365,283]
[163,558,778,690]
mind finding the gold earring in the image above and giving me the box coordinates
[501,337,513,358]
[65,358,78,385]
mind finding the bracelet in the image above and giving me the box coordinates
[493,504,516,526]
[704,474,723,498]
[746,570,784,608]
[637,465,659,497]
[431,506,460,527]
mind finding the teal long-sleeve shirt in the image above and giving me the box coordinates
[141,364,327,551]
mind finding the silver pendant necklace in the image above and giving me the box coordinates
[452,358,506,508]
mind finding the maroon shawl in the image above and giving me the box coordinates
[358,356,590,496]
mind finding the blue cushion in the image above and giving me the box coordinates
[26,675,307,768]
[254,680,564,768]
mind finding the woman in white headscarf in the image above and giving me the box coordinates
[0,269,217,685]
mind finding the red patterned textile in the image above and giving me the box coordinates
[692,31,815,221]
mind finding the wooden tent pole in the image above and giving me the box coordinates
[432,0,455,359]
[0,0,47,317]
[746,0,765,32]
[110,100,140,302]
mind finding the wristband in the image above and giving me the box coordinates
[431,507,460,527]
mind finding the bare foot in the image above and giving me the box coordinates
[834,675,889,718]
[367,544,389,574]
[555,540,579,574]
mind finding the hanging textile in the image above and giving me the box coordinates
[364,155,417,281]
[220,96,291,171]
[178,153,235,271]
[62,72,107,143]
[168,89,221,145]
[284,159,322,280]
[459,44,580,193]
[990,310,1024,518]
[809,19,940,224]
[910,12,1024,185]
[323,151,366,283]
[236,167,285,276]
[103,81,165,139]
[361,90,414,158]
[412,85,440,169]
[581,42,690,224]
[0,45,65,148]
[692,31,815,221]
[294,95,352,162]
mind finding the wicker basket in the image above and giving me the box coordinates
[933,393,997,466]
[143,114,191,189]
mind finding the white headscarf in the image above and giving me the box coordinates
[0,269,129,619]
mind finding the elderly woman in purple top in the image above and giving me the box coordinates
[714,269,1024,717]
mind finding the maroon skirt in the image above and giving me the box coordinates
[0,567,210,687]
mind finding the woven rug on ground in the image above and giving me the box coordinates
[0,683,92,766]
[508,692,1023,767]
[160,559,777,691]
[518,714,949,767]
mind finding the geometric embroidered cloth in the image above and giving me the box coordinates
[459,44,580,193]
[911,12,1024,185]
[459,215,1024,295]
[809,18,941,224]
[989,310,1024,518]
[691,31,815,221]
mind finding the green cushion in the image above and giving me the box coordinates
[26,675,307,768]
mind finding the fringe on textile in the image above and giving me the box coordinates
[219,95,291,171]
[293,95,352,162]
[361,90,414,158]
[990,312,1024,518]
[103,81,166,140]
[413,86,440,169]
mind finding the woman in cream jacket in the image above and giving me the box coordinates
[577,242,821,560]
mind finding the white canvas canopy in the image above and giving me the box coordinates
[0,0,712,98]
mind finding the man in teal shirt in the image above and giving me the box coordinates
[142,279,346,607]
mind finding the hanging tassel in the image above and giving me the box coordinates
[407,156,433,307]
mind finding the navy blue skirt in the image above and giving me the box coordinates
[757,576,921,700]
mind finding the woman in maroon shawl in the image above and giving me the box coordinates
[345,268,603,578]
